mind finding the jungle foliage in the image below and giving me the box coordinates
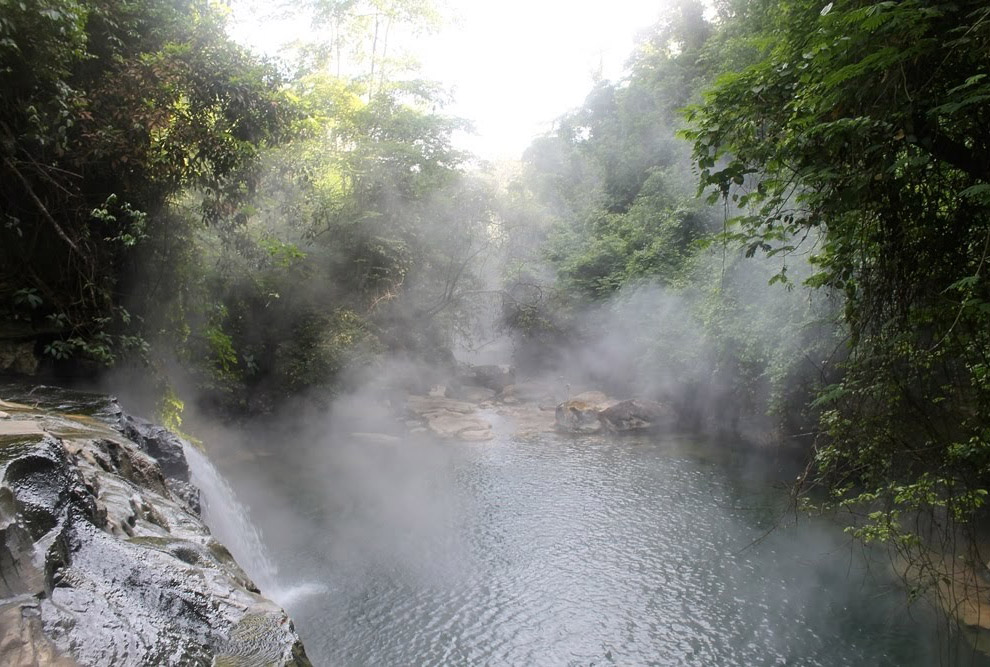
[0,0,500,412]
[503,0,837,433]
[685,0,990,579]
[0,0,292,366]
[505,0,990,604]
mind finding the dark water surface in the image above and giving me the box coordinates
[212,418,986,666]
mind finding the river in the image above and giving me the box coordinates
[200,410,988,666]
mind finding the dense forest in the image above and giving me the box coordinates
[2,0,989,636]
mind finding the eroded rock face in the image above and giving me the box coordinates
[0,391,310,667]
[119,415,200,514]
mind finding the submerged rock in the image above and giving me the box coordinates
[495,402,557,437]
[0,389,310,666]
[350,432,401,444]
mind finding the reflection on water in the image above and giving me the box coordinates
[212,426,988,666]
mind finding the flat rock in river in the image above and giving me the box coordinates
[425,412,493,441]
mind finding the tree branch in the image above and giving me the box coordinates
[3,157,85,258]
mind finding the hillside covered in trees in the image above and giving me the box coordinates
[2,0,990,641]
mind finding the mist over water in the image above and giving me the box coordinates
[193,406,985,666]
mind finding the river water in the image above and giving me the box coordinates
[205,414,987,666]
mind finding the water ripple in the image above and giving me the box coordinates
[243,431,978,666]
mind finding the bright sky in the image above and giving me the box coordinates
[229,1,671,161]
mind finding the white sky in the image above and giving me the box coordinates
[229,1,671,161]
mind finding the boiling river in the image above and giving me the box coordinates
[198,414,987,666]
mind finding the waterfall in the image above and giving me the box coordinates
[181,441,280,593]
[181,441,330,609]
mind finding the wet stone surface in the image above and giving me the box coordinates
[0,385,310,666]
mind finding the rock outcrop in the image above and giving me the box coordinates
[554,392,616,434]
[0,386,310,666]
[405,395,494,441]
[554,393,673,434]
[598,399,671,433]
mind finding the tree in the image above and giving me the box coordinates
[0,0,292,365]
[685,0,990,587]
[302,0,441,99]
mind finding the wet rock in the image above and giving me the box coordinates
[406,392,494,441]
[0,385,122,422]
[164,479,201,516]
[0,389,311,666]
[458,364,515,391]
[598,399,671,433]
[0,598,75,666]
[555,402,603,433]
[449,386,497,403]
[554,392,616,434]
[119,416,191,483]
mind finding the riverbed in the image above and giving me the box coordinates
[203,413,987,666]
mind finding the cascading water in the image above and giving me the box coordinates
[181,441,330,610]
[182,441,280,592]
